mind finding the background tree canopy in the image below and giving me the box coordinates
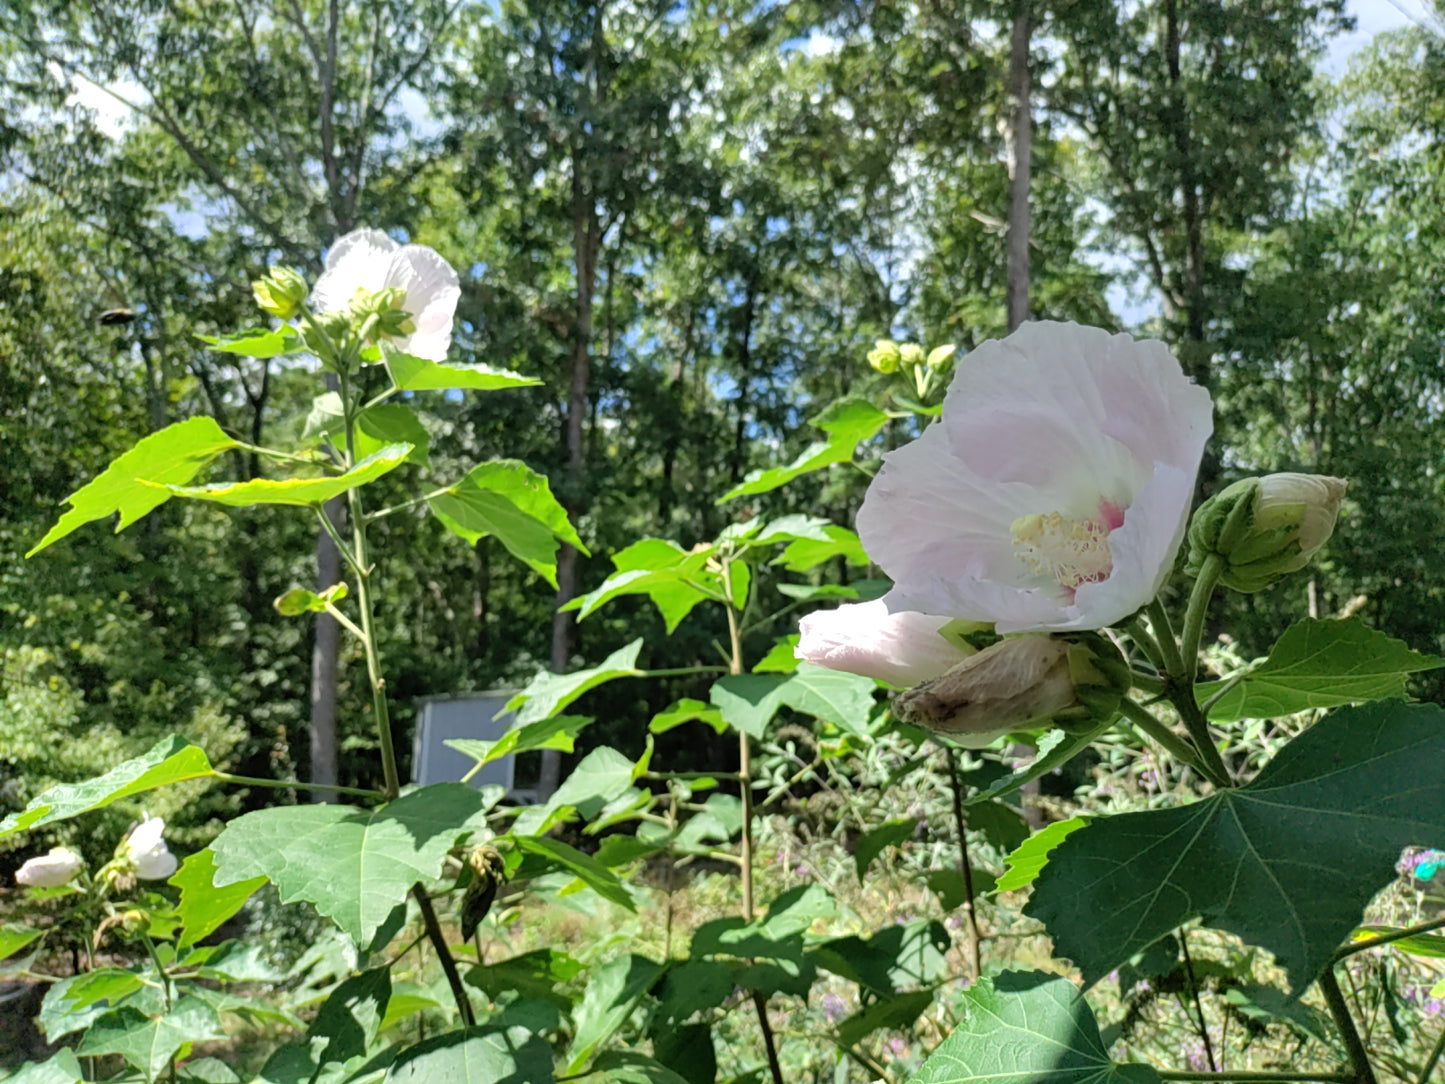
[2,0,1442,853]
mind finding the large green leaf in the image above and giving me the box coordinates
[5,1049,85,1084]
[563,540,720,632]
[41,969,147,1040]
[719,398,888,502]
[855,818,916,880]
[0,736,215,838]
[172,848,266,949]
[28,417,240,556]
[709,663,877,739]
[165,443,411,506]
[566,954,667,1074]
[838,990,935,1048]
[385,351,541,393]
[907,971,1160,1084]
[384,1025,554,1083]
[77,998,226,1083]
[1198,618,1445,721]
[447,715,592,773]
[211,783,487,948]
[465,948,584,1009]
[1027,700,1445,990]
[506,640,644,725]
[773,524,870,573]
[0,923,43,961]
[430,460,586,587]
[588,1051,692,1084]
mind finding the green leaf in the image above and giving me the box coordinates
[77,998,226,1083]
[0,923,43,961]
[964,729,1088,807]
[165,443,411,507]
[653,961,736,1026]
[506,640,644,725]
[385,351,541,393]
[719,398,888,502]
[564,540,718,632]
[171,849,266,949]
[4,1049,85,1084]
[837,990,934,1048]
[996,818,1089,893]
[354,404,431,466]
[430,460,585,587]
[1351,925,1445,958]
[773,524,870,573]
[309,967,392,1066]
[28,417,240,556]
[447,715,592,771]
[1224,984,1336,1046]
[675,794,744,850]
[924,868,996,911]
[211,783,488,948]
[591,1050,693,1084]
[968,800,1031,852]
[274,582,348,617]
[908,971,1159,1084]
[0,736,215,838]
[566,954,667,1074]
[198,327,301,358]
[1198,618,1445,721]
[379,987,445,1032]
[385,1025,554,1083]
[649,698,726,735]
[514,836,636,912]
[1027,701,1445,990]
[812,921,950,997]
[752,638,801,675]
[465,948,584,1009]
[855,818,916,881]
[709,663,877,739]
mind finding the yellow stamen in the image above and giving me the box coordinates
[1011,511,1114,591]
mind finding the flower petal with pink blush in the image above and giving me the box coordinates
[796,601,975,687]
[858,322,1212,633]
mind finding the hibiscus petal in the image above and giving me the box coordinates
[311,229,398,314]
[384,245,461,361]
[796,601,973,687]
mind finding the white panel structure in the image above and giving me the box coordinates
[412,692,531,797]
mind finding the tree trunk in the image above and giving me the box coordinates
[1005,4,1033,333]
[543,149,600,799]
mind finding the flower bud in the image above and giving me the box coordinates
[117,816,178,881]
[1187,473,1348,592]
[926,344,956,371]
[898,343,926,369]
[891,632,1129,746]
[251,267,309,320]
[15,846,84,888]
[868,340,902,374]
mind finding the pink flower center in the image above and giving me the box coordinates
[1011,503,1121,594]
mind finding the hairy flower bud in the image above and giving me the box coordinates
[1187,473,1348,592]
[251,267,309,320]
[891,632,1129,746]
[15,846,84,888]
[868,340,902,374]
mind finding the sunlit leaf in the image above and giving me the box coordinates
[77,998,225,1083]
[385,351,541,392]
[506,640,643,725]
[165,443,411,506]
[198,327,302,358]
[719,398,888,502]
[172,849,266,950]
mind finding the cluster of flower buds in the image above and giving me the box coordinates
[252,266,308,321]
[1187,472,1347,592]
[866,339,955,376]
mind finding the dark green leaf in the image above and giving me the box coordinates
[1199,618,1445,721]
[837,989,934,1048]
[28,417,239,556]
[968,800,1031,852]
[514,836,636,911]
[646,1027,714,1084]
[465,948,584,1009]
[653,961,736,1025]
[1224,984,1336,1046]
[566,954,667,1073]
[211,783,488,947]
[908,971,1159,1084]
[855,818,915,880]
[1027,701,1445,990]
[385,1025,554,1083]
[4,1049,85,1084]
[0,736,215,838]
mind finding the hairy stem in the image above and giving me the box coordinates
[1118,699,1227,787]
[1180,554,1224,684]
[946,746,984,979]
[1319,966,1377,1084]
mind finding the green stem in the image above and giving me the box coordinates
[946,746,984,980]
[411,885,475,1027]
[1418,1025,1445,1084]
[1318,966,1377,1084]
[367,486,453,522]
[1180,554,1225,686]
[141,932,172,1011]
[324,602,367,642]
[636,666,731,678]
[1146,599,1187,682]
[1334,915,1445,960]
[644,770,742,782]
[211,772,382,800]
[235,441,328,468]
[1131,668,1168,695]
[315,505,363,577]
[1125,617,1168,673]
[1118,699,1227,787]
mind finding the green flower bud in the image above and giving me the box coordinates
[1187,473,1348,592]
[251,267,309,320]
[868,339,902,374]
[891,631,1129,746]
[898,343,926,369]
[926,344,957,371]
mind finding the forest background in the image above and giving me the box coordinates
[0,0,1442,888]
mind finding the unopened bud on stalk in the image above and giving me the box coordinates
[15,846,84,888]
[1186,473,1348,592]
[251,267,308,320]
[925,344,956,371]
[898,343,926,369]
[868,340,902,374]
[892,632,1129,746]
